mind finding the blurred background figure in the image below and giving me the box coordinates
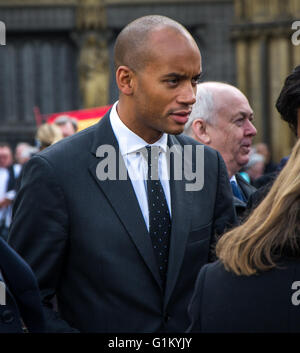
[0,143,16,240]
[14,142,38,179]
[36,124,63,151]
[188,138,300,333]
[0,143,13,170]
[54,115,78,138]
[243,152,265,186]
[253,142,277,174]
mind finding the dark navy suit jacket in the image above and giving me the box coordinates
[0,237,45,333]
[9,113,236,332]
[188,258,300,332]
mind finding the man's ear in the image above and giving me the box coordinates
[116,66,135,95]
[192,119,211,144]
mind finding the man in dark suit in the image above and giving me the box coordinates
[8,15,235,332]
[184,82,257,218]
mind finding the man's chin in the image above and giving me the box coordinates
[238,158,250,170]
[166,125,186,136]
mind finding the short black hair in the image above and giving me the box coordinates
[276,65,300,136]
[113,15,192,72]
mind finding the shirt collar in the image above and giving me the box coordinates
[230,175,237,183]
[110,101,168,156]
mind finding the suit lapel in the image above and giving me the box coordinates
[88,115,194,296]
[236,173,256,200]
[88,114,162,289]
[164,135,194,308]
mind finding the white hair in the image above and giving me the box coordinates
[184,84,216,135]
[245,153,265,169]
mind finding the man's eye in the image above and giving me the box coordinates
[166,78,179,85]
[191,75,202,85]
[235,118,244,126]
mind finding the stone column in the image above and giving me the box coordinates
[77,0,110,108]
[268,36,293,160]
[233,0,297,162]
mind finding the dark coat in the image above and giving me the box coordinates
[246,156,289,212]
[188,258,300,333]
[8,113,236,333]
[0,237,45,333]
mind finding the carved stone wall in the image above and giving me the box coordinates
[78,33,110,108]
[234,0,300,161]
[0,0,236,146]
[0,1,80,145]
[76,0,110,108]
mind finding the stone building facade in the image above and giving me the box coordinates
[234,0,300,161]
[2,0,299,162]
[0,0,235,147]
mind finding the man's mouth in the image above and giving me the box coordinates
[169,110,192,124]
[241,144,251,153]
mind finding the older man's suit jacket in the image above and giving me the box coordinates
[8,112,236,333]
[233,173,256,219]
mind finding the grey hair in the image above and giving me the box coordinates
[184,84,216,135]
[245,153,265,169]
[54,115,78,132]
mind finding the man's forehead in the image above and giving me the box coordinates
[149,25,187,40]
[148,26,199,54]
[146,33,201,74]
[0,147,11,154]
[216,91,252,117]
[221,107,254,121]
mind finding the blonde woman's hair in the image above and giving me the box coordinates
[216,138,300,276]
[36,123,63,150]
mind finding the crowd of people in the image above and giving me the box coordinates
[0,116,78,239]
[0,14,299,334]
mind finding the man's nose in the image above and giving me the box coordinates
[177,83,196,105]
[245,120,257,137]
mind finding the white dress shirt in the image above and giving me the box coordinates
[110,101,171,231]
[0,168,14,227]
[230,175,237,184]
[0,168,9,201]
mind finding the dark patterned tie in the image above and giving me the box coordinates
[145,146,171,288]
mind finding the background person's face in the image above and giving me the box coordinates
[207,90,257,176]
[129,29,202,143]
[247,161,265,181]
[58,122,76,138]
[0,147,13,168]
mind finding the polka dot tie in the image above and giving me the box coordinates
[146,146,171,288]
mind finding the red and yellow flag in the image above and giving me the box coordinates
[46,105,112,132]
